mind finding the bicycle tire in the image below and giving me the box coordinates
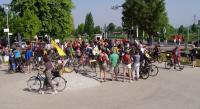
[165,60,172,70]
[149,64,159,77]
[27,76,41,92]
[52,76,67,92]
[140,67,150,80]
[175,64,184,71]
[157,56,163,63]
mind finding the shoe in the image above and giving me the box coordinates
[38,90,44,94]
[51,90,58,95]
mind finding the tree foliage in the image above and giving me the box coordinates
[77,23,85,35]
[191,24,197,33]
[107,23,116,33]
[94,26,102,34]
[0,6,5,36]
[10,0,74,40]
[122,0,168,36]
[84,12,94,39]
[178,25,186,34]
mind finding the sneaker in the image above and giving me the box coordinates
[51,90,58,95]
[38,90,44,94]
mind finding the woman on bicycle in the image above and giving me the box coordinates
[43,54,57,94]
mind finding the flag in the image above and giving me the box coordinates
[51,40,66,56]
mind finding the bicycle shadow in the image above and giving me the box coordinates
[23,88,39,94]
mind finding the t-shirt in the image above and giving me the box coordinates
[122,54,132,64]
[25,50,32,61]
[133,54,140,65]
[13,50,21,59]
[109,53,119,67]
[191,49,197,57]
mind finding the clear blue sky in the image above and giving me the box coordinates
[1,0,200,28]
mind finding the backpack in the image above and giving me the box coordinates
[122,54,131,65]
[98,53,108,64]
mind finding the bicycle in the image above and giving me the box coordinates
[74,60,98,77]
[165,53,184,71]
[150,53,163,63]
[27,68,67,92]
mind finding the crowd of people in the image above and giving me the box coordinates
[0,37,198,94]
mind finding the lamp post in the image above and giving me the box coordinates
[3,4,10,49]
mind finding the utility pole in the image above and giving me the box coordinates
[3,4,10,49]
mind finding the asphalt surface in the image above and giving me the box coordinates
[0,63,200,109]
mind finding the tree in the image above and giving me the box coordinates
[107,23,116,33]
[165,24,175,40]
[0,6,5,36]
[191,24,197,33]
[77,23,85,35]
[115,26,123,32]
[11,0,74,40]
[94,26,102,34]
[178,25,186,34]
[84,12,94,39]
[122,0,168,37]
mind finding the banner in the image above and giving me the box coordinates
[51,40,66,56]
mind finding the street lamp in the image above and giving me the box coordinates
[2,4,10,49]
[111,0,122,10]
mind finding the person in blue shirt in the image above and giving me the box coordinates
[13,47,22,72]
[25,46,33,74]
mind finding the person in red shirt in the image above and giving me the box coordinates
[172,46,181,68]
[122,50,132,82]
[98,49,109,82]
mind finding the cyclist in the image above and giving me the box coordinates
[153,45,160,58]
[172,46,181,68]
[42,54,57,94]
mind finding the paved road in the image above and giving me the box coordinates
[0,63,200,109]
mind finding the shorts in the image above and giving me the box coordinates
[122,63,132,69]
[99,63,107,71]
[26,59,31,65]
[110,66,119,74]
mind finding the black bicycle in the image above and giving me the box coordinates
[27,68,67,92]
[139,63,159,79]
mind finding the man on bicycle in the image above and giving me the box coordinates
[172,46,181,68]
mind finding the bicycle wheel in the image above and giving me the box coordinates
[52,76,67,92]
[27,76,41,92]
[139,68,149,80]
[175,64,184,71]
[157,56,163,63]
[83,65,97,77]
[149,64,159,77]
[165,60,172,70]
